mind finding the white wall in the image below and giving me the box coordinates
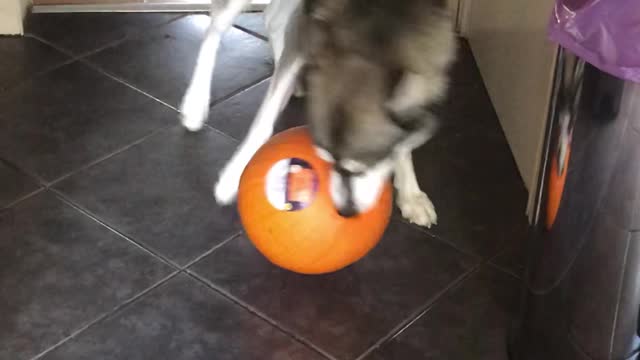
[462,0,558,216]
[0,0,30,34]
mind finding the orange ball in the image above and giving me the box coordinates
[237,126,392,274]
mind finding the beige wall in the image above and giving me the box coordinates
[0,0,30,34]
[463,0,557,215]
[447,0,458,14]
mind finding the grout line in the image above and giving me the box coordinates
[395,214,481,261]
[357,235,523,359]
[487,262,523,281]
[355,265,482,360]
[0,160,47,188]
[30,12,272,118]
[608,234,631,356]
[204,123,241,144]
[487,241,512,262]
[388,269,483,342]
[27,12,187,62]
[487,245,523,281]
[0,48,77,96]
[0,157,49,210]
[1,66,269,208]
[185,271,338,360]
[126,12,190,37]
[3,13,186,102]
[24,34,74,57]
[202,75,272,142]
[0,156,47,184]
[79,58,180,112]
[1,188,46,211]
[567,331,600,360]
[51,183,243,271]
[46,123,175,187]
[67,13,187,60]
[9,21,272,186]
[359,237,527,359]
[74,25,272,117]
[5,33,271,195]
[27,32,127,61]
[51,189,179,270]
[179,232,241,270]
[208,74,272,109]
[232,24,268,42]
[0,61,76,95]
[30,270,181,360]
[33,26,178,112]
[486,241,524,281]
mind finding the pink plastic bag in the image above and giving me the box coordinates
[549,0,640,83]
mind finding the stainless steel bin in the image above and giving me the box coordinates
[510,48,640,360]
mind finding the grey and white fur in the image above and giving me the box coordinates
[181,0,457,227]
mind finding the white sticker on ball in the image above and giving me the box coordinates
[265,158,318,211]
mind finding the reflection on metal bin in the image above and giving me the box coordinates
[510,48,640,360]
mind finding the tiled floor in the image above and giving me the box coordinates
[1,12,528,360]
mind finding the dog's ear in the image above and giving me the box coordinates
[385,71,440,138]
[386,106,438,134]
[386,105,440,155]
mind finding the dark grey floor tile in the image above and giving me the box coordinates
[397,96,528,258]
[491,239,527,278]
[0,36,70,92]
[410,94,529,258]
[41,274,323,360]
[191,220,477,359]
[235,12,267,38]
[87,14,273,108]
[368,267,519,360]
[435,80,505,136]
[0,160,40,208]
[0,192,172,360]
[0,61,175,182]
[25,12,182,56]
[208,79,270,139]
[209,78,305,140]
[423,40,506,139]
[55,125,241,266]
[448,39,485,87]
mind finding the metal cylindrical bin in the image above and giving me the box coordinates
[510,49,640,360]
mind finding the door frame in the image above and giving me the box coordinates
[0,0,30,34]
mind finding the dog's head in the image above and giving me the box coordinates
[300,0,454,217]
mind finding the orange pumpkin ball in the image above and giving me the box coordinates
[237,126,392,274]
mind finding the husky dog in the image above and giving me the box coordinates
[181,0,457,227]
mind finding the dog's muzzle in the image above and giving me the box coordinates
[330,165,387,218]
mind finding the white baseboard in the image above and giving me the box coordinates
[33,0,267,13]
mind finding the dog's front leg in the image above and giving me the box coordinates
[180,0,251,131]
[394,150,438,228]
[214,54,305,204]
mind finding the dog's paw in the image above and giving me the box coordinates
[180,92,210,132]
[397,191,438,228]
[214,170,240,205]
